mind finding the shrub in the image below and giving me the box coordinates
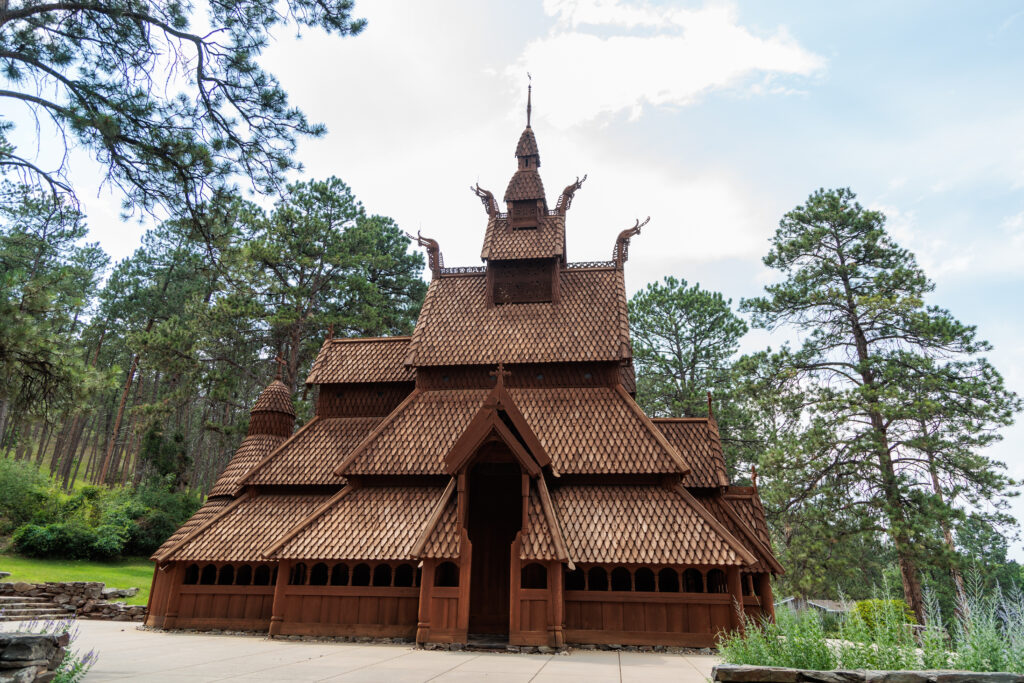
[13,521,100,559]
[0,457,52,532]
[853,599,916,630]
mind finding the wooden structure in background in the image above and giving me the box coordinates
[147,93,782,648]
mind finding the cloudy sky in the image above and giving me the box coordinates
[11,1,1024,550]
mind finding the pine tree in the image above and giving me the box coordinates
[741,188,1021,620]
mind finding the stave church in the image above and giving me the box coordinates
[145,91,782,648]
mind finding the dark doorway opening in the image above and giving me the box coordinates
[467,458,521,636]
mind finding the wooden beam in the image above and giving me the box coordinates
[673,484,757,566]
[535,477,573,568]
[410,478,457,558]
[152,490,253,564]
[333,388,423,476]
[262,484,357,558]
[614,384,690,476]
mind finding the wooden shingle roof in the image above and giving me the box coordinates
[725,487,774,550]
[552,485,755,566]
[407,268,630,367]
[480,215,565,261]
[267,485,447,561]
[156,493,330,562]
[508,386,688,475]
[306,337,414,385]
[521,487,558,561]
[504,169,546,203]
[336,389,489,476]
[208,434,288,497]
[242,416,382,487]
[252,380,294,415]
[699,493,783,575]
[653,418,729,488]
[515,126,539,158]
[152,497,230,561]
[420,494,460,559]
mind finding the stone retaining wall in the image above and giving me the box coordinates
[713,663,1024,682]
[0,582,145,622]
[0,632,69,682]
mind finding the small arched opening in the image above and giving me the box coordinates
[372,564,392,587]
[611,567,632,591]
[520,563,547,589]
[236,565,252,586]
[289,563,308,586]
[331,563,349,586]
[658,568,680,593]
[634,567,655,592]
[310,563,329,586]
[394,564,415,587]
[183,564,199,585]
[352,563,371,586]
[253,565,271,586]
[587,566,608,591]
[707,569,728,594]
[217,564,235,586]
[434,562,459,587]
[200,564,217,585]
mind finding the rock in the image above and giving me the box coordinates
[537,646,555,654]
[0,573,10,580]
[712,664,802,682]
[0,666,40,683]
[10,584,31,594]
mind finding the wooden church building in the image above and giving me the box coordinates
[146,94,782,648]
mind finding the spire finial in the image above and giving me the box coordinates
[526,73,532,127]
[273,354,287,382]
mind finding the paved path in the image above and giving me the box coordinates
[44,621,719,682]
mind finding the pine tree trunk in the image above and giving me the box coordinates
[34,423,51,466]
[69,416,95,487]
[99,354,140,483]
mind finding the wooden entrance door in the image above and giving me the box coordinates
[467,460,521,635]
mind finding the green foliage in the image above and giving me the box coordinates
[6,472,200,560]
[0,0,365,217]
[628,276,752,473]
[0,456,50,532]
[740,187,1021,618]
[852,599,916,631]
[720,576,1024,673]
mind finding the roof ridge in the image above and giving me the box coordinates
[234,415,322,492]
[330,336,412,344]
[673,484,757,566]
[410,478,457,558]
[651,417,710,423]
[333,388,424,476]
[262,485,357,558]
[614,384,690,476]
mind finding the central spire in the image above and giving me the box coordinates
[527,73,532,127]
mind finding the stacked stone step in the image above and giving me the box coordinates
[0,595,72,622]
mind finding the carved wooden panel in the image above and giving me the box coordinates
[490,260,553,304]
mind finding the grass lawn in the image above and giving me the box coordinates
[0,554,152,606]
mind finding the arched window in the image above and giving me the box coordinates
[565,568,585,591]
[372,564,392,587]
[310,563,329,586]
[743,574,754,596]
[634,568,655,592]
[183,564,199,585]
[521,563,547,589]
[707,569,728,594]
[289,563,308,586]
[217,565,235,586]
[683,569,704,593]
[352,563,371,586]
[587,566,608,591]
[236,565,252,586]
[200,564,217,585]
[434,562,459,587]
[658,568,680,593]
[253,565,271,586]
[611,567,632,591]
[331,563,349,586]
[394,564,414,587]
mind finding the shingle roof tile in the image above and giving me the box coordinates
[166,493,330,562]
[552,485,746,566]
[245,416,382,486]
[654,418,729,488]
[252,380,295,415]
[306,337,413,385]
[272,486,446,561]
[208,434,288,497]
[408,268,629,367]
[481,215,565,261]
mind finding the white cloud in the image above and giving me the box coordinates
[508,0,825,128]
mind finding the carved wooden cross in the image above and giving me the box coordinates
[751,465,758,490]
[327,323,334,340]
[273,354,287,382]
[489,362,511,389]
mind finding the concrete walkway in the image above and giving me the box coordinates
[42,621,719,682]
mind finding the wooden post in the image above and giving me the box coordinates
[269,560,290,636]
[161,563,185,629]
[510,535,522,643]
[756,573,776,622]
[550,560,564,647]
[457,530,472,638]
[417,560,435,644]
[727,566,744,634]
[145,565,166,628]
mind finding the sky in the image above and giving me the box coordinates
[6,1,1024,553]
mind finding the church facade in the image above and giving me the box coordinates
[145,98,782,648]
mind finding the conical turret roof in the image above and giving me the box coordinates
[252,379,295,416]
